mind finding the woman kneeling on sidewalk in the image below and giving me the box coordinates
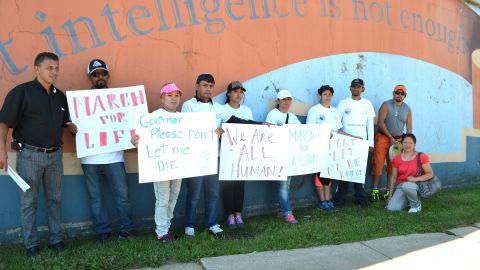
[386,133,434,213]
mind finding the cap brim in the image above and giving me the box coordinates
[89,67,109,74]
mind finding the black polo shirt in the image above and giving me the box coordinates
[0,78,70,148]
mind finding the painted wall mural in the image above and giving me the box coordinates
[1,0,479,171]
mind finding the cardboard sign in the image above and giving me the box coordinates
[136,111,218,183]
[321,133,369,183]
[287,124,331,176]
[219,123,288,181]
[67,85,148,158]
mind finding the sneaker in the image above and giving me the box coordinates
[235,214,245,228]
[119,230,137,239]
[48,241,66,252]
[227,215,237,230]
[285,214,299,224]
[185,227,195,236]
[370,189,380,202]
[318,201,331,211]
[209,224,224,236]
[382,190,390,200]
[355,200,371,208]
[157,231,173,243]
[408,204,422,213]
[26,246,40,258]
[327,200,336,211]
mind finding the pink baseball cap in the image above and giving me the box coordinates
[160,83,182,95]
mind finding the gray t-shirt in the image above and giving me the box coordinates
[384,99,410,137]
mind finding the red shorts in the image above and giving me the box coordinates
[314,173,332,187]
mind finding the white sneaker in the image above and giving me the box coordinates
[208,224,224,235]
[408,204,422,213]
[185,227,195,236]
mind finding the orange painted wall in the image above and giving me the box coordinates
[1,0,479,149]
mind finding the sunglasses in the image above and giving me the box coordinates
[394,91,406,96]
[90,71,108,78]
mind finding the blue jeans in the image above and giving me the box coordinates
[81,162,133,234]
[17,148,63,249]
[184,173,220,228]
[277,177,292,216]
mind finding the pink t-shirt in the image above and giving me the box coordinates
[392,153,430,185]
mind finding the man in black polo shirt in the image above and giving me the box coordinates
[0,52,77,258]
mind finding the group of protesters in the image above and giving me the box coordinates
[0,52,435,258]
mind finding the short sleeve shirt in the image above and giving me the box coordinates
[265,108,301,125]
[181,97,232,128]
[392,152,430,185]
[306,104,342,131]
[0,79,70,148]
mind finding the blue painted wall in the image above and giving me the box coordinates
[1,135,480,244]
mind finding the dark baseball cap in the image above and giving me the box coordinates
[318,85,334,95]
[196,74,215,84]
[350,78,364,87]
[227,81,246,92]
[87,59,109,75]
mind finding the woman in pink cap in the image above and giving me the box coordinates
[131,83,183,242]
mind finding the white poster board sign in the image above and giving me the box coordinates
[136,111,218,183]
[287,124,331,176]
[67,85,148,158]
[321,133,369,183]
[219,123,288,181]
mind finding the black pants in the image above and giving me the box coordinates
[334,181,368,204]
[221,181,245,214]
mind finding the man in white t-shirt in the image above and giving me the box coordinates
[334,78,375,207]
[81,59,135,241]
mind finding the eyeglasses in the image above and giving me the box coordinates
[91,71,108,78]
[394,91,406,96]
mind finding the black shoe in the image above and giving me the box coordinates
[355,200,371,208]
[119,230,138,239]
[26,246,40,258]
[96,232,111,243]
[48,241,65,252]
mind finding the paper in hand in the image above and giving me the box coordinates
[7,165,30,192]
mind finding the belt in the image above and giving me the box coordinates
[377,131,402,140]
[23,144,61,153]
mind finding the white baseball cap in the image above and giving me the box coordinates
[277,89,293,100]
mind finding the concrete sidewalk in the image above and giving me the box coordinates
[143,224,480,270]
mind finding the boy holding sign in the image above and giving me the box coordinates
[307,85,360,211]
[131,83,183,242]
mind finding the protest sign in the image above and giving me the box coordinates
[321,133,369,183]
[287,124,331,176]
[136,111,218,183]
[67,85,148,158]
[219,123,288,181]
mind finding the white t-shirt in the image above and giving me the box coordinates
[81,151,124,165]
[336,97,376,147]
[265,108,301,125]
[223,104,253,120]
[306,104,342,132]
[181,98,232,128]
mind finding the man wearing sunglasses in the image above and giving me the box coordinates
[370,85,412,202]
[80,59,136,242]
